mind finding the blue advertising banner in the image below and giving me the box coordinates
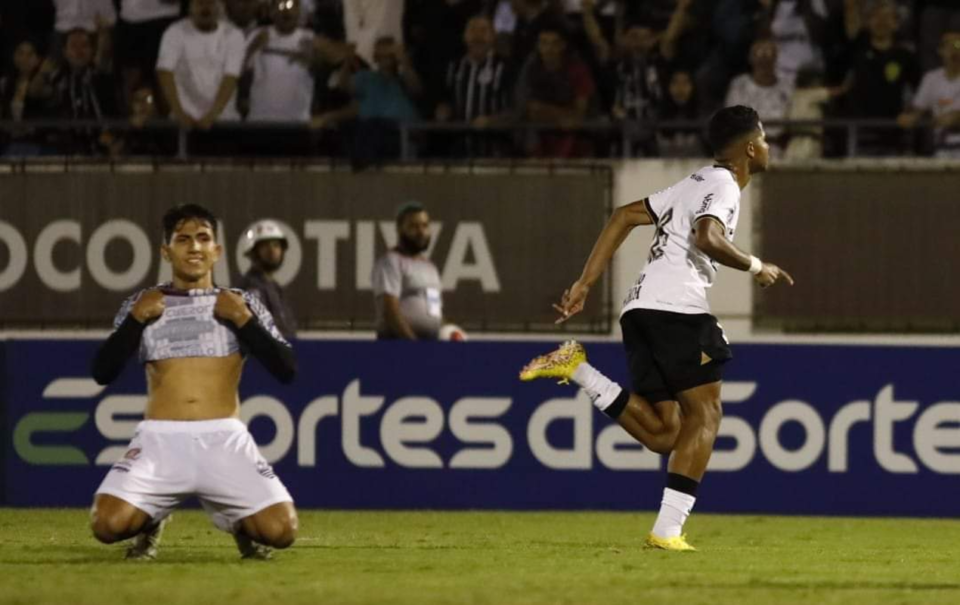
[2,339,959,516]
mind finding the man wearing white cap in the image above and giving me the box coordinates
[240,219,298,339]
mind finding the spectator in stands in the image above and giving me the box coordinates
[156,0,245,141]
[763,0,831,85]
[582,11,663,122]
[342,0,405,66]
[917,0,960,72]
[515,25,597,157]
[436,15,513,128]
[244,0,345,154]
[656,69,705,157]
[1,40,42,122]
[226,0,265,37]
[510,0,563,64]
[898,29,960,158]
[52,0,116,60]
[725,38,792,156]
[29,28,119,154]
[115,0,182,107]
[100,85,177,156]
[335,35,422,168]
[433,14,513,157]
[843,0,919,155]
[405,0,487,114]
[0,39,44,156]
[246,0,316,122]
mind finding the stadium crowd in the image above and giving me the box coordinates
[0,0,958,160]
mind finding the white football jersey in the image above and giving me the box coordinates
[621,165,742,316]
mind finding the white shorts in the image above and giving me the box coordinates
[95,419,293,532]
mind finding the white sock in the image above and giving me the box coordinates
[651,488,696,539]
[571,362,623,412]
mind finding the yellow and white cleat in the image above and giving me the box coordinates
[518,340,586,385]
[645,533,697,552]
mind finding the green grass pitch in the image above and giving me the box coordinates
[1,509,959,605]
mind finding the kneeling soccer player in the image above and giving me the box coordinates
[89,203,298,560]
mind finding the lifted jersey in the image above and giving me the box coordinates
[112,284,290,363]
[621,165,742,316]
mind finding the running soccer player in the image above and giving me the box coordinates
[520,106,793,551]
[89,204,298,560]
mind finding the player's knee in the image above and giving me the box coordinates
[90,514,131,544]
[259,509,298,549]
[648,433,677,455]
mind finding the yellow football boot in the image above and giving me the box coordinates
[519,340,586,385]
[645,533,697,552]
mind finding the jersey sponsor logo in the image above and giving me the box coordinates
[689,173,704,182]
[647,208,673,263]
[695,193,714,215]
[622,274,645,306]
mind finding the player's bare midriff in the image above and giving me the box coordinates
[145,354,244,420]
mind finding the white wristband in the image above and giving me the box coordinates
[748,255,763,275]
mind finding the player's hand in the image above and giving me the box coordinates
[215,290,253,327]
[553,280,589,323]
[755,263,795,289]
[131,289,165,323]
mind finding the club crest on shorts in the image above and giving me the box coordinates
[124,448,142,461]
[256,460,277,480]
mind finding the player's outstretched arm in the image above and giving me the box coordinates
[555,199,653,323]
[693,217,794,289]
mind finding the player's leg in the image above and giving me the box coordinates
[197,419,297,558]
[647,380,722,551]
[90,494,152,544]
[609,396,681,455]
[520,340,681,453]
[91,427,183,558]
[238,502,299,549]
[644,311,731,551]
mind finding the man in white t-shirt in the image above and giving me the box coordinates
[157,0,246,131]
[725,39,793,156]
[246,0,317,123]
[898,29,960,157]
[521,106,794,552]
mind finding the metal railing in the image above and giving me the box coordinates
[0,117,944,161]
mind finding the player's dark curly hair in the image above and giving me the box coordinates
[707,105,761,155]
[162,204,219,243]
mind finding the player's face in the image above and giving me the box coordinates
[254,239,285,271]
[162,219,222,282]
[748,125,771,174]
[398,211,431,254]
